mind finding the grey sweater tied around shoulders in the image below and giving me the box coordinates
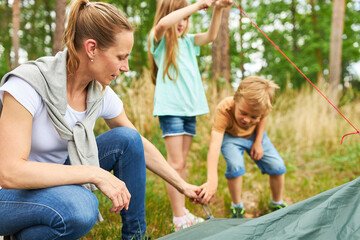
[0,49,105,221]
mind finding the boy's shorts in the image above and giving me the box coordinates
[221,132,286,179]
[158,116,196,138]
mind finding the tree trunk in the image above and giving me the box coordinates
[309,0,324,83]
[11,0,20,68]
[291,0,298,55]
[239,0,244,79]
[329,0,345,107]
[52,0,66,55]
[212,7,231,92]
[1,0,12,70]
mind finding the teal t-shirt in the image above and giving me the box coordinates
[150,33,209,117]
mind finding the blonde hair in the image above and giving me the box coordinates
[63,0,133,75]
[148,0,189,84]
[234,76,280,116]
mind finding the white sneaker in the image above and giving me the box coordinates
[173,216,191,231]
[184,208,204,225]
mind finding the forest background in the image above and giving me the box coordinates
[0,0,359,239]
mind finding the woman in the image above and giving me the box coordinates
[0,0,200,239]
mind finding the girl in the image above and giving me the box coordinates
[148,0,232,231]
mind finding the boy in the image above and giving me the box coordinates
[199,76,287,218]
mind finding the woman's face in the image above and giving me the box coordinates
[91,31,134,86]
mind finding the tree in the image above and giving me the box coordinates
[238,0,244,79]
[52,0,66,55]
[329,0,345,107]
[11,0,20,68]
[212,6,231,91]
[0,0,12,77]
[309,0,324,83]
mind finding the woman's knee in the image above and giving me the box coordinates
[59,186,99,234]
[112,127,141,142]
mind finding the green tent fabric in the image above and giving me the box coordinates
[158,177,360,239]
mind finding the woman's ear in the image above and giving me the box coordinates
[84,39,97,60]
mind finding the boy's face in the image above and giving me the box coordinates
[234,99,262,129]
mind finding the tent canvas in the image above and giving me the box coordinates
[158,177,360,239]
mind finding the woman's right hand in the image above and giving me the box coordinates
[94,168,131,213]
[181,182,203,204]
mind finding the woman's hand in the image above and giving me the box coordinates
[198,181,218,204]
[94,168,131,213]
[182,182,203,204]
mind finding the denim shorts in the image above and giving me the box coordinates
[158,116,196,138]
[221,132,286,179]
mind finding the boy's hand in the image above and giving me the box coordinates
[215,0,233,8]
[250,141,264,161]
[198,181,218,204]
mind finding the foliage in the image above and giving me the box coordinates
[1,0,359,91]
[239,0,360,91]
[0,0,12,76]
[20,0,55,59]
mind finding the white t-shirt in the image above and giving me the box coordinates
[0,76,123,165]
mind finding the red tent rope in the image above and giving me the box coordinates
[232,1,359,144]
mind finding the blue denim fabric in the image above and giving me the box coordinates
[0,127,146,240]
[0,185,98,240]
[221,132,286,179]
[158,115,196,137]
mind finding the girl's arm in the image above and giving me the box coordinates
[198,129,224,204]
[154,0,215,42]
[194,0,233,46]
[250,117,266,161]
[0,92,130,213]
[105,110,202,201]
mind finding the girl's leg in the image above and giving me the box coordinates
[96,127,146,240]
[0,185,98,240]
[164,135,191,217]
[227,175,243,204]
[269,174,285,202]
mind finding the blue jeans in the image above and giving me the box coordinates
[0,127,146,240]
[158,116,196,137]
[221,132,286,179]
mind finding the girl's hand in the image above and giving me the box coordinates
[95,169,131,213]
[250,141,264,161]
[197,0,215,11]
[198,181,218,204]
[215,0,233,8]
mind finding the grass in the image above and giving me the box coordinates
[82,72,360,239]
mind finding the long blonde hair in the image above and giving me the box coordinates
[63,0,133,75]
[148,0,189,84]
[234,76,280,116]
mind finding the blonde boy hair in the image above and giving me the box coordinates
[234,76,280,116]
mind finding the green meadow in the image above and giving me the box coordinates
[82,71,360,239]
